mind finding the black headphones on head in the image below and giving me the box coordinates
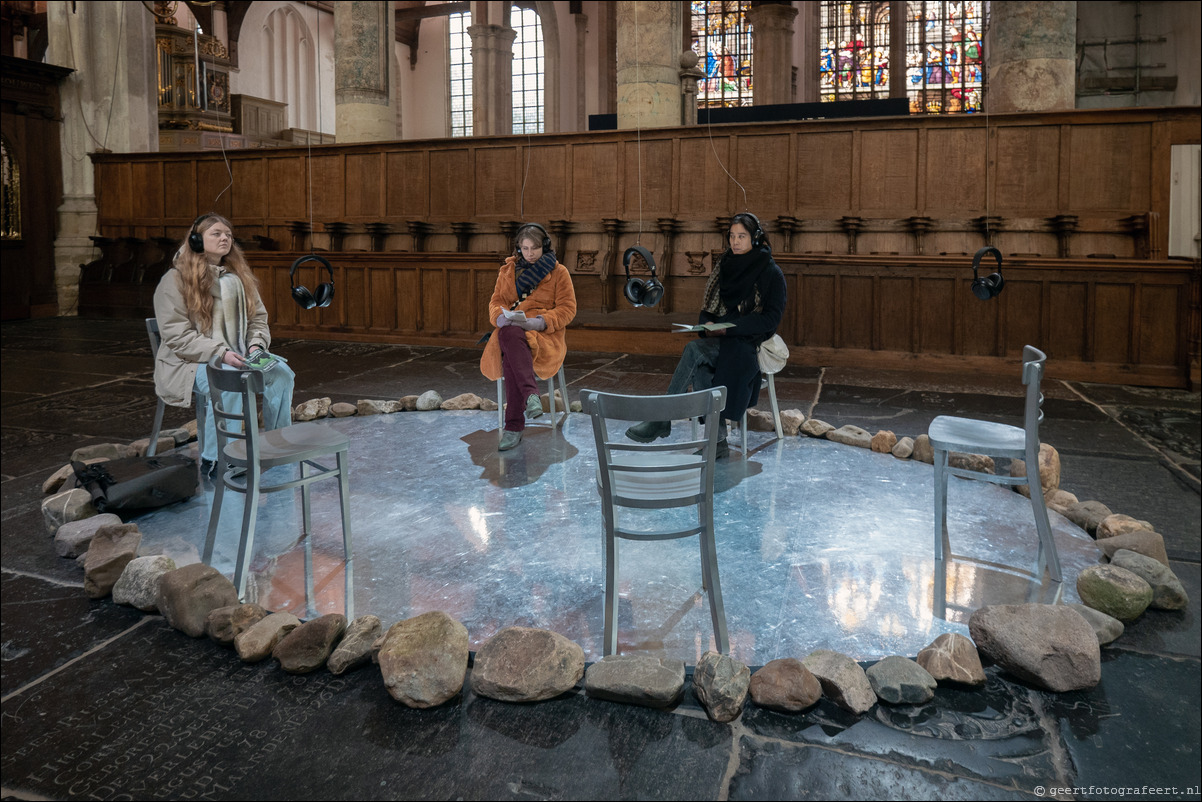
[623,245,663,308]
[290,254,335,309]
[187,213,213,253]
[731,212,766,249]
[971,246,1005,300]
[515,222,552,255]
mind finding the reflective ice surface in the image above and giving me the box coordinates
[134,410,1100,664]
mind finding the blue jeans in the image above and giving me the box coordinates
[194,361,296,461]
[667,338,720,396]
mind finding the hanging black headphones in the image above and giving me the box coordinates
[623,245,663,308]
[971,246,1005,300]
[187,213,212,253]
[731,212,765,249]
[515,222,552,255]
[290,254,336,309]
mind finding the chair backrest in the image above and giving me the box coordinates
[582,388,726,509]
[1020,345,1047,447]
[205,365,265,464]
[146,317,161,356]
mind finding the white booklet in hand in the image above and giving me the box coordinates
[672,322,734,333]
[503,309,528,323]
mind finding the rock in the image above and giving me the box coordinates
[274,614,348,674]
[865,656,937,705]
[164,427,193,446]
[693,650,751,722]
[293,397,332,421]
[69,443,137,462]
[948,452,995,474]
[43,457,108,495]
[779,409,805,436]
[1065,603,1125,646]
[471,626,584,703]
[206,603,269,647]
[1009,443,1061,498]
[1099,529,1169,567]
[479,397,499,412]
[329,402,357,418]
[870,430,897,453]
[54,513,122,559]
[1096,514,1154,540]
[398,395,420,411]
[538,391,565,413]
[569,400,582,413]
[1077,564,1154,622]
[911,434,934,464]
[378,611,470,707]
[1062,500,1112,536]
[826,425,872,448]
[748,658,822,712]
[415,390,443,411]
[441,393,483,411]
[1111,550,1189,610]
[968,604,1101,692]
[357,399,391,415]
[83,524,143,599]
[584,655,686,708]
[182,419,199,441]
[235,611,301,662]
[112,554,176,611]
[130,436,176,457]
[916,633,986,686]
[802,649,877,714]
[1045,488,1079,515]
[42,489,97,535]
[745,408,777,432]
[328,614,383,675]
[891,436,915,459]
[158,563,241,637]
[800,418,834,438]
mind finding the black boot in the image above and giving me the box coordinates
[625,420,671,443]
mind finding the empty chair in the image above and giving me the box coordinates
[928,345,1062,582]
[497,365,570,434]
[145,317,205,458]
[202,365,354,616]
[582,387,729,655]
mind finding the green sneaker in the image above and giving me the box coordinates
[526,394,544,419]
[625,420,671,443]
[498,430,523,451]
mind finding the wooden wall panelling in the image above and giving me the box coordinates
[917,276,954,353]
[516,143,567,220]
[386,150,430,218]
[1048,279,1088,362]
[732,133,792,216]
[1068,123,1151,212]
[677,135,733,217]
[793,131,854,215]
[130,161,164,223]
[162,161,195,222]
[923,126,985,214]
[570,141,620,217]
[446,267,475,332]
[878,274,915,353]
[345,151,385,219]
[343,262,368,330]
[994,125,1060,214]
[430,148,474,219]
[194,159,234,220]
[623,137,672,220]
[473,145,520,219]
[838,274,873,350]
[396,266,420,333]
[1093,280,1135,364]
[799,270,835,348]
[1002,278,1045,357]
[368,265,397,333]
[860,128,919,215]
[1139,282,1182,366]
[959,276,1001,356]
[311,153,346,222]
[96,162,132,230]
[268,153,306,221]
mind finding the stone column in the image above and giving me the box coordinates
[212,1,229,47]
[46,0,157,315]
[468,23,517,136]
[334,1,396,143]
[616,1,683,129]
[746,2,798,106]
[987,1,1076,112]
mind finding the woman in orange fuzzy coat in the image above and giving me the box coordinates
[480,223,577,451]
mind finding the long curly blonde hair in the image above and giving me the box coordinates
[174,213,261,335]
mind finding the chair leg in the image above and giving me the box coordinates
[603,507,619,656]
[741,411,748,454]
[301,460,315,617]
[194,390,207,459]
[699,498,729,654]
[338,449,354,619]
[202,465,225,565]
[1025,450,1063,583]
[933,448,950,563]
[148,399,167,457]
[496,377,505,434]
[233,469,260,601]
[767,373,783,440]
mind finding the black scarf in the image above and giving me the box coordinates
[513,251,557,303]
[702,245,773,318]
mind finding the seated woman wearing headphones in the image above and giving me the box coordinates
[480,223,577,451]
[626,213,786,458]
[153,213,295,477]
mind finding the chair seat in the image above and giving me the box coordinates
[224,422,350,467]
[928,415,1027,458]
[600,452,704,505]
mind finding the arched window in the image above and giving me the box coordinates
[447,6,545,137]
[820,1,985,114]
[690,1,753,108]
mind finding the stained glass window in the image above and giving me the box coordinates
[905,1,985,113]
[690,1,754,108]
[820,2,892,102]
[449,12,473,137]
[448,6,544,137]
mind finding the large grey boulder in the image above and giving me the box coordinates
[968,604,1100,692]
[748,658,821,713]
[802,649,877,714]
[328,615,383,675]
[827,425,872,448]
[866,656,937,705]
[235,611,301,662]
[1099,529,1170,567]
[441,393,483,411]
[83,524,143,599]
[800,418,834,438]
[1061,500,1112,536]
[911,434,934,464]
[329,402,357,418]
[779,409,805,436]
[158,563,241,637]
[293,397,332,421]
[1077,564,1153,622]
[378,611,469,707]
[1065,603,1124,646]
[274,614,347,674]
[916,633,986,686]
[471,626,584,703]
[1110,550,1188,611]
[54,513,122,559]
[415,390,443,411]
[42,489,97,535]
[206,603,268,647]
[112,555,176,611]
[584,655,686,708]
[693,651,751,722]
[891,436,915,459]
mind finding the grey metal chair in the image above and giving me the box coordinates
[145,317,206,458]
[738,372,784,451]
[582,387,729,656]
[928,345,1062,582]
[202,365,354,616]
[496,364,570,435]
